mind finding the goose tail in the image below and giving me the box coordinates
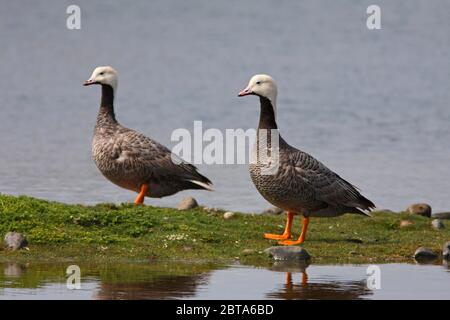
[188,179,214,191]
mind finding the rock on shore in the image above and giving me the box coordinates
[265,246,310,262]
[4,232,28,251]
[400,220,413,228]
[223,211,235,220]
[177,197,198,210]
[414,247,438,263]
[443,241,450,260]
[431,219,445,230]
[407,203,431,218]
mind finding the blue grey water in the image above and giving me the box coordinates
[1,263,450,300]
[1,1,450,213]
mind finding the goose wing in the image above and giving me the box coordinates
[285,148,374,211]
[114,127,212,186]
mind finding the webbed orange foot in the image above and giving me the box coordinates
[264,233,291,240]
[278,239,304,246]
[263,211,294,241]
[278,216,310,246]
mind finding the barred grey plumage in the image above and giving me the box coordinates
[242,74,375,219]
[85,66,212,201]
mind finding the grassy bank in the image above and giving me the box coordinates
[0,195,448,264]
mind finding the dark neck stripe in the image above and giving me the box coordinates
[98,84,117,123]
[258,96,278,130]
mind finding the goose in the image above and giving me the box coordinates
[238,74,375,245]
[84,66,213,205]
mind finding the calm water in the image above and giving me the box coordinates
[1,262,449,300]
[1,1,450,212]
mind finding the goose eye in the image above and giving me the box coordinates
[99,72,104,76]
[256,81,261,85]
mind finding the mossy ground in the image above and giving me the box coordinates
[0,195,449,265]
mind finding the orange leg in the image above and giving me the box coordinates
[301,271,309,286]
[279,216,310,246]
[286,272,308,288]
[134,184,149,205]
[285,272,293,289]
[264,212,294,240]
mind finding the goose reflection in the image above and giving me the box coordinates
[94,271,212,300]
[267,262,373,300]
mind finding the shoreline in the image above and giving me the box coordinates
[1,194,449,265]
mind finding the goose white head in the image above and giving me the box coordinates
[84,66,118,93]
[238,74,278,107]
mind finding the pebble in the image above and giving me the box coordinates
[176,197,198,210]
[264,246,310,262]
[4,232,28,251]
[223,211,235,220]
[443,241,450,260]
[203,207,219,213]
[400,220,413,228]
[414,247,438,263]
[431,219,445,230]
[407,203,431,218]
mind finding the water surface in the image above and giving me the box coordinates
[1,1,450,212]
[1,262,449,300]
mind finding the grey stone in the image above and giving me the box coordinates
[265,246,310,262]
[443,241,450,260]
[400,220,414,228]
[414,247,438,263]
[431,219,445,230]
[223,211,235,220]
[433,212,450,220]
[261,207,284,215]
[176,197,198,210]
[4,232,28,251]
[407,203,432,218]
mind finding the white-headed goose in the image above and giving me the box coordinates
[238,74,374,245]
[84,66,212,205]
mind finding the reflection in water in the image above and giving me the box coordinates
[95,273,210,300]
[270,261,310,286]
[0,261,216,298]
[1,262,449,299]
[267,261,372,300]
[3,263,27,278]
[268,274,371,300]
